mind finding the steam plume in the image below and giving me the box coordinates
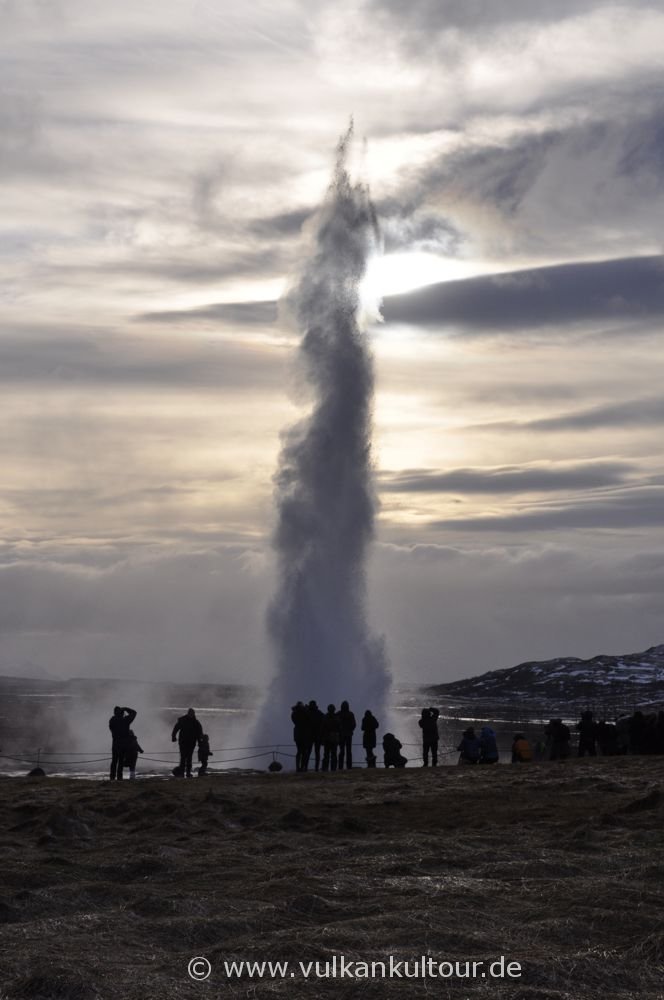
[259,126,391,743]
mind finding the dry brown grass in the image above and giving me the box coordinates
[1,757,663,999]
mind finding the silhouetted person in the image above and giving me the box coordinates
[419,707,440,766]
[577,710,597,757]
[597,719,618,756]
[544,719,571,760]
[628,711,646,754]
[479,725,499,764]
[124,729,143,780]
[321,705,340,772]
[361,709,379,767]
[197,733,212,775]
[614,715,630,754]
[457,727,481,764]
[383,732,407,768]
[338,700,356,769]
[308,700,324,771]
[291,701,311,772]
[512,733,533,763]
[109,705,136,780]
[656,711,664,755]
[171,708,203,777]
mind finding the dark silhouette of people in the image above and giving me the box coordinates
[656,711,664,755]
[308,700,324,771]
[382,732,407,768]
[544,718,571,760]
[171,707,203,777]
[479,725,499,764]
[108,705,136,780]
[418,707,440,766]
[338,700,356,769]
[577,710,598,756]
[124,729,143,780]
[512,733,533,763]
[361,709,379,767]
[628,711,647,754]
[291,701,312,772]
[321,704,340,772]
[457,727,481,764]
[597,719,618,756]
[197,733,212,775]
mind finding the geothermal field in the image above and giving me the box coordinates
[1,758,662,1000]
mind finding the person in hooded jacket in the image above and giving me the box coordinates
[383,732,407,768]
[361,709,379,766]
[337,700,356,769]
[457,727,481,764]
[479,725,499,764]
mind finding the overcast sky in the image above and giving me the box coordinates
[2,0,664,686]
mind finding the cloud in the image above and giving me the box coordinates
[476,396,664,433]
[136,300,278,325]
[381,255,664,332]
[369,539,664,679]
[379,460,636,494]
[0,326,286,388]
[428,485,664,532]
[0,546,274,683]
[369,0,618,38]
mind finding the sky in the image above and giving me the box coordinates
[2,0,664,686]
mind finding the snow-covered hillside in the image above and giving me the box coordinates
[427,644,664,711]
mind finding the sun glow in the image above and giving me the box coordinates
[362,252,487,301]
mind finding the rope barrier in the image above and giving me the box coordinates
[0,732,534,770]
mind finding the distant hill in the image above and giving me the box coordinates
[0,660,58,681]
[426,644,664,712]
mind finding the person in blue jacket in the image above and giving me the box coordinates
[479,725,499,764]
[457,726,481,764]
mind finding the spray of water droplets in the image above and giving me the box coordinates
[257,127,391,744]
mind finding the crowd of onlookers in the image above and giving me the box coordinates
[292,702,664,770]
[107,702,664,779]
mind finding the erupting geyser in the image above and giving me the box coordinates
[258,127,391,745]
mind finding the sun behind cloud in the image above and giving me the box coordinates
[362,251,493,300]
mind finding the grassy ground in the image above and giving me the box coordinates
[1,757,663,1000]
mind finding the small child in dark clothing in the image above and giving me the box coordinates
[124,730,144,780]
[197,734,212,775]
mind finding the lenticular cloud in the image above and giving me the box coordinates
[258,127,391,745]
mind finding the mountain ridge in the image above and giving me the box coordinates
[426,643,664,710]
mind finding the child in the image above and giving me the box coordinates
[512,733,534,763]
[124,729,144,780]
[197,733,212,775]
